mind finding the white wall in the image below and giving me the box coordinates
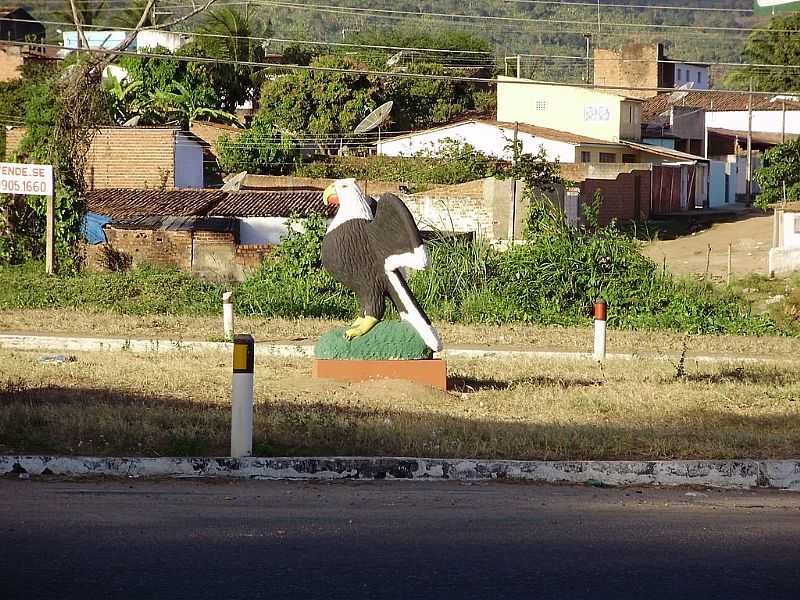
[174,133,204,189]
[239,217,290,245]
[674,63,709,89]
[497,77,637,142]
[782,212,800,250]
[378,122,577,162]
[238,218,316,245]
[136,31,189,52]
[707,111,800,135]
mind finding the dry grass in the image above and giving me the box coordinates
[2,348,799,460]
[4,308,800,357]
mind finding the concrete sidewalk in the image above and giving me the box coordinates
[0,332,793,364]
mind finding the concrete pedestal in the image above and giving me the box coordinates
[313,359,447,390]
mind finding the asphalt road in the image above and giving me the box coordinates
[2,478,799,600]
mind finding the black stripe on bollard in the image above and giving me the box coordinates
[233,334,254,374]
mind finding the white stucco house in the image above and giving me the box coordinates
[375,119,631,164]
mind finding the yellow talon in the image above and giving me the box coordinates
[345,316,379,341]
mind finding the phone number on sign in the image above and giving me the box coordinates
[0,178,50,194]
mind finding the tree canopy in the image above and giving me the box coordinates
[754,139,800,209]
[725,13,800,92]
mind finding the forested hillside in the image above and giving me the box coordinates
[22,0,759,83]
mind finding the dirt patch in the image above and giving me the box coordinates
[643,213,772,279]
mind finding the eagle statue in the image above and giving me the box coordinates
[321,178,442,352]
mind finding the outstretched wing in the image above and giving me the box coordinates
[367,193,428,271]
[367,193,441,352]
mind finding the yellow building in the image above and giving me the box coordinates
[496,76,642,143]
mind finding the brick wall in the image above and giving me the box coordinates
[402,179,497,239]
[579,170,651,226]
[0,47,22,82]
[86,129,177,190]
[102,228,193,271]
[234,244,272,271]
[593,44,661,100]
[3,127,25,159]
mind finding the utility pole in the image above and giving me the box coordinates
[782,101,786,143]
[508,122,519,242]
[746,81,753,206]
[584,34,591,83]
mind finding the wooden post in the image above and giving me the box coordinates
[45,178,55,275]
[507,122,519,242]
[746,81,753,205]
[704,244,712,282]
[727,243,732,286]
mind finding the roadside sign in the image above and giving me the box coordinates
[0,161,56,274]
[0,162,54,196]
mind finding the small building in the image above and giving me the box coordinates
[641,91,800,137]
[61,30,188,53]
[86,128,205,190]
[376,119,631,164]
[593,43,709,100]
[769,203,800,276]
[0,6,44,44]
[84,188,333,280]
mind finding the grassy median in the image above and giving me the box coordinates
[1,348,799,460]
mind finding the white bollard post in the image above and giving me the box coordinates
[593,299,607,362]
[222,291,234,341]
[231,334,254,457]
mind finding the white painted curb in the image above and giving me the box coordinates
[0,334,791,364]
[2,456,799,490]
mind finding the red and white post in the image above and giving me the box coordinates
[593,299,607,362]
[222,291,234,341]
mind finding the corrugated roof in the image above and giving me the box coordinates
[86,188,333,220]
[622,140,707,162]
[85,189,226,220]
[642,91,800,122]
[708,128,799,145]
[211,191,334,218]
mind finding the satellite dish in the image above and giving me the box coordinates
[354,101,393,134]
[386,51,403,68]
[122,115,141,127]
[668,81,694,105]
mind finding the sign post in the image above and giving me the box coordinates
[0,162,56,274]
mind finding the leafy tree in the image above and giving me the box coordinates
[352,28,492,68]
[259,55,383,141]
[384,63,476,130]
[754,139,800,209]
[104,76,144,124]
[725,13,800,92]
[215,113,302,174]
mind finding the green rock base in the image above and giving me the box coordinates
[314,320,433,360]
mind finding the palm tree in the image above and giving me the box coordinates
[196,6,269,64]
[57,0,108,27]
[111,0,166,29]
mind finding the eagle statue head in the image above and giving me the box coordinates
[323,178,374,230]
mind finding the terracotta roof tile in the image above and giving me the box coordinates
[86,189,226,220]
[210,190,334,218]
[642,91,800,122]
[86,188,333,220]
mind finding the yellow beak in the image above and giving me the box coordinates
[322,184,339,206]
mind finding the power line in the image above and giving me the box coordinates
[3,38,796,98]
[208,0,800,35]
[497,0,753,12]
[8,16,800,74]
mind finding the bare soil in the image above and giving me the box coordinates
[643,214,772,280]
